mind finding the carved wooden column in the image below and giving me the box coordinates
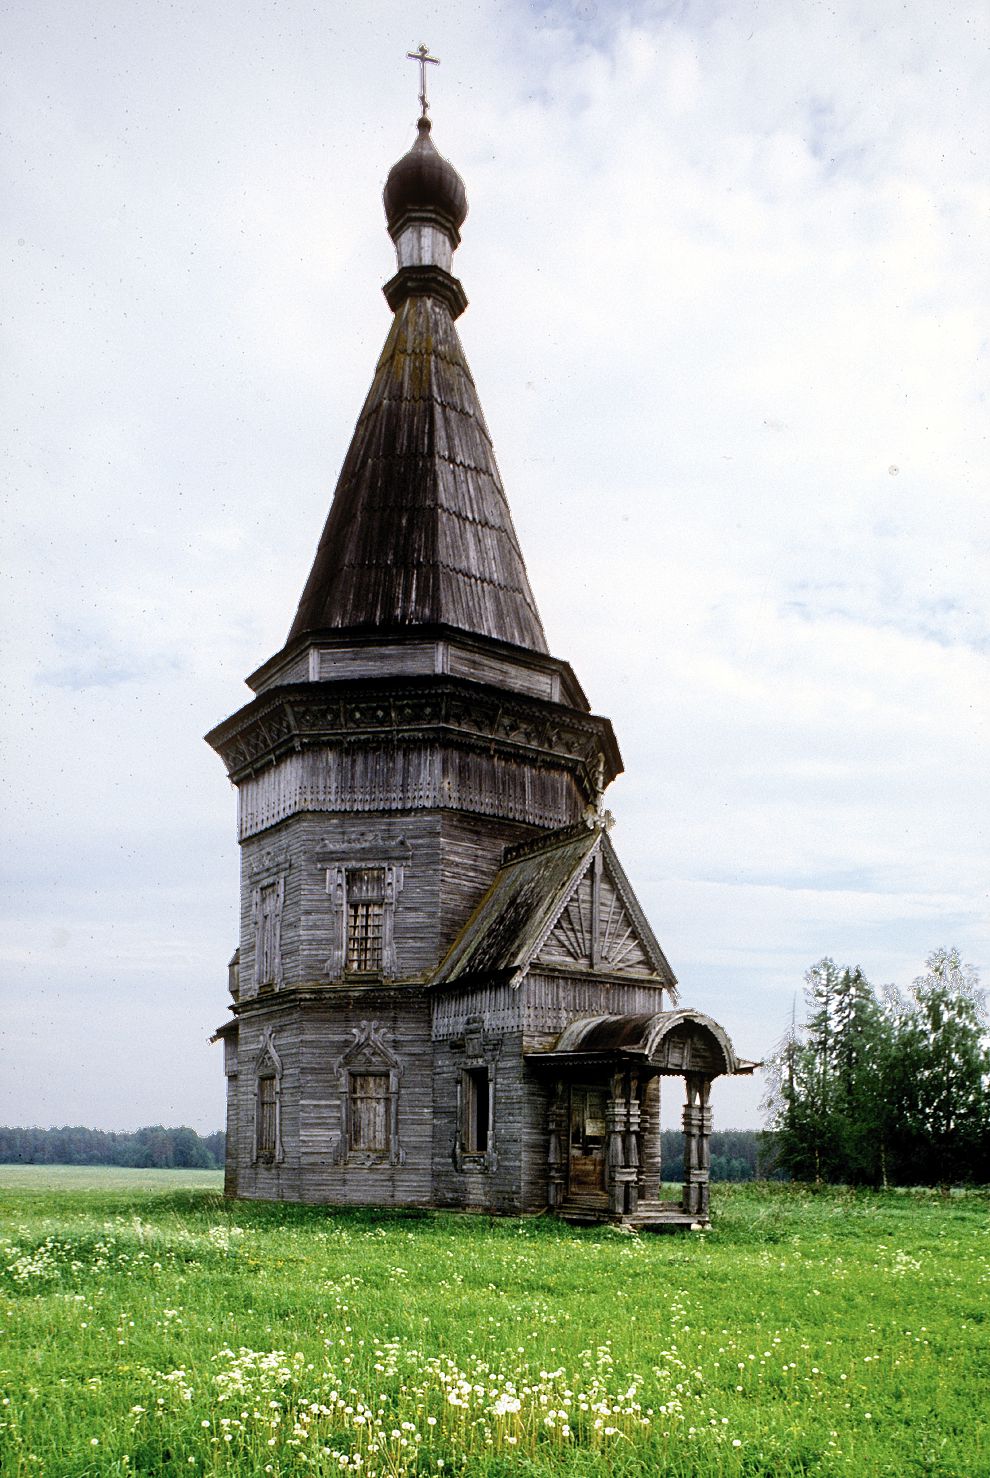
[624,1071,641,1215]
[640,1075,661,1201]
[607,1071,641,1218]
[606,1071,627,1217]
[546,1081,567,1212]
[698,1077,712,1219]
[681,1074,712,1220]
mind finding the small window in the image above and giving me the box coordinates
[349,1072,391,1155]
[463,1066,490,1154]
[346,868,385,973]
[257,1076,276,1159]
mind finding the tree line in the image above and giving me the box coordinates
[1,1123,766,1180]
[763,947,990,1187]
[659,1129,769,1182]
[0,1124,225,1169]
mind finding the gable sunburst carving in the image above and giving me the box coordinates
[537,859,651,975]
[598,882,642,970]
[554,882,592,961]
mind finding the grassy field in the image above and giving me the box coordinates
[1,1172,987,1477]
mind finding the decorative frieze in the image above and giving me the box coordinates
[235,745,582,840]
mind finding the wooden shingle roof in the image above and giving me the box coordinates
[433,823,677,994]
[288,289,549,653]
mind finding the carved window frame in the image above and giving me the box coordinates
[334,1022,405,1168]
[249,847,290,995]
[252,1029,284,1166]
[344,867,386,974]
[462,1065,491,1154]
[454,1031,497,1173]
[319,839,410,982]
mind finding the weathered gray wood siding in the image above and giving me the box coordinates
[429,1032,528,1213]
[223,1032,239,1198]
[236,810,552,1007]
[237,814,440,1000]
[428,978,526,1212]
[297,992,433,1206]
[231,1001,301,1202]
[231,988,432,1206]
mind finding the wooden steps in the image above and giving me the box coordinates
[558,1197,707,1232]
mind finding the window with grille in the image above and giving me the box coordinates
[348,1072,391,1155]
[257,1076,276,1159]
[346,868,385,973]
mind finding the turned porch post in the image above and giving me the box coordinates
[607,1070,642,1218]
[624,1071,641,1215]
[681,1074,713,1219]
[606,1071,626,1216]
[546,1080,567,1211]
[640,1075,661,1201]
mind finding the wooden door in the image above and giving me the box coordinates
[568,1084,608,1199]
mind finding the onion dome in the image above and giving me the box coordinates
[383,117,468,242]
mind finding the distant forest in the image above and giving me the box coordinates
[0,1125,225,1169]
[0,1125,769,1180]
[660,1130,770,1182]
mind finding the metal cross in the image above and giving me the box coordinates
[406,43,440,118]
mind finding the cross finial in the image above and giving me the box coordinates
[406,43,440,119]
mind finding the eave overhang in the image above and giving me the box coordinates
[525,1009,757,1078]
[205,673,621,797]
[246,623,591,711]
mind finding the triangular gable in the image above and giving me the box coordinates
[432,823,677,997]
[536,834,676,987]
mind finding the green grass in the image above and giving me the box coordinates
[0,1166,224,1193]
[1,1174,988,1476]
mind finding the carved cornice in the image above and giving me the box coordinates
[229,980,431,1020]
[206,675,621,800]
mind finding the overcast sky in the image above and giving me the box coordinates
[2,0,987,1135]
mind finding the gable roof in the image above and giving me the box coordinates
[287,290,549,654]
[432,823,677,995]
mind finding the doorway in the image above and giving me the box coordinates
[567,1084,608,1199]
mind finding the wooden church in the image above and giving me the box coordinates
[208,77,755,1228]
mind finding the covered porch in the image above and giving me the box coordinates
[527,1009,757,1229]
